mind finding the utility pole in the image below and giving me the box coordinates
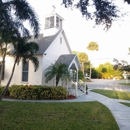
[89,62,91,80]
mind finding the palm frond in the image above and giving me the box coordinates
[12,37,39,70]
[29,56,39,72]
[45,63,71,86]
[7,0,40,37]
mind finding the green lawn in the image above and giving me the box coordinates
[120,102,130,107]
[0,101,119,130]
[119,83,130,86]
[91,89,130,100]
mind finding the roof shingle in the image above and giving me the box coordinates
[56,54,81,69]
[28,30,61,54]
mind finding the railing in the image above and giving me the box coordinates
[68,80,86,96]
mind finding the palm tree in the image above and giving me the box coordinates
[0,0,40,85]
[0,0,40,37]
[45,63,71,86]
[78,52,88,76]
[0,37,39,101]
[87,42,98,51]
[72,51,88,77]
[87,41,99,80]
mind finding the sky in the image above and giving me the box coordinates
[27,0,130,67]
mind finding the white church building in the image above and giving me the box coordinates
[0,11,86,96]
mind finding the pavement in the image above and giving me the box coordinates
[3,89,130,130]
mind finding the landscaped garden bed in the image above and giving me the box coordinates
[0,85,68,100]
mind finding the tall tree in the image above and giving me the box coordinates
[96,62,122,79]
[0,0,40,84]
[73,51,88,76]
[61,0,130,30]
[78,52,88,75]
[0,37,39,101]
[0,26,21,85]
[113,58,130,71]
[87,42,98,51]
[45,63,71,86]
[0,0,40,37]
[87,41,99,79]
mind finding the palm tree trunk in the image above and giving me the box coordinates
[0,44,7,85]
[56,76,60,86]
[0,59,17,101]
[81,62,84,76]
[0,52,6,85]
[0,62,4,85]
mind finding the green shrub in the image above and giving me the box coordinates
[0,86,3,94]
[0,86,9,96]
[50,86,68,99]
[9,85,68,100]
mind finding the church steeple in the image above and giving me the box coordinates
[43,7,64,37]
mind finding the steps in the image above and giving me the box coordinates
[68,88,85,97]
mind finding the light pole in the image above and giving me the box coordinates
[89,62,92,80]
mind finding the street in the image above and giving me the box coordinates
[87,79,130,92]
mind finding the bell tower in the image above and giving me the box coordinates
[43,6,64,37]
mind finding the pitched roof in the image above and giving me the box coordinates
[28,30,61,54]
[56,54,81,69]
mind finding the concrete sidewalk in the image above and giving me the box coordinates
[3,90,130,130]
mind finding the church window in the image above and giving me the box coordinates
[50,16,54,28]
[45,16,54,29]
[60,19,62,29]
[22,61,29,82]
[56,16,59,28]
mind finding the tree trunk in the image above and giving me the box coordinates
[0,59,17,101]
[0,58,6,86]
[0,43,7,85]
[81,62,84,76]
[0,62,4,85]
[56,76,60,87]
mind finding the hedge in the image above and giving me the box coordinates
[0,86,9,96]
[8,85,68,100]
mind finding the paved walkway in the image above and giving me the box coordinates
[3,90,130,130]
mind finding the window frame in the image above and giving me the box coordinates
[22,61,29,82]
[45,16,54,29]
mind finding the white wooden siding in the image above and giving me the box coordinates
[1,55,43,86]
[42,32,71,86]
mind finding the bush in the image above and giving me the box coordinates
[0,86,3,94]
[50,86,68,99]
[9,85,68,100]
[0,86,10,96]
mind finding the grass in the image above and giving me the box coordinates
[0,101,119,130]
[91,89,130,100]
[120,102,130,107]
[119,83,130,86]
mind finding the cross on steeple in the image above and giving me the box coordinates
[52,5,56,12]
